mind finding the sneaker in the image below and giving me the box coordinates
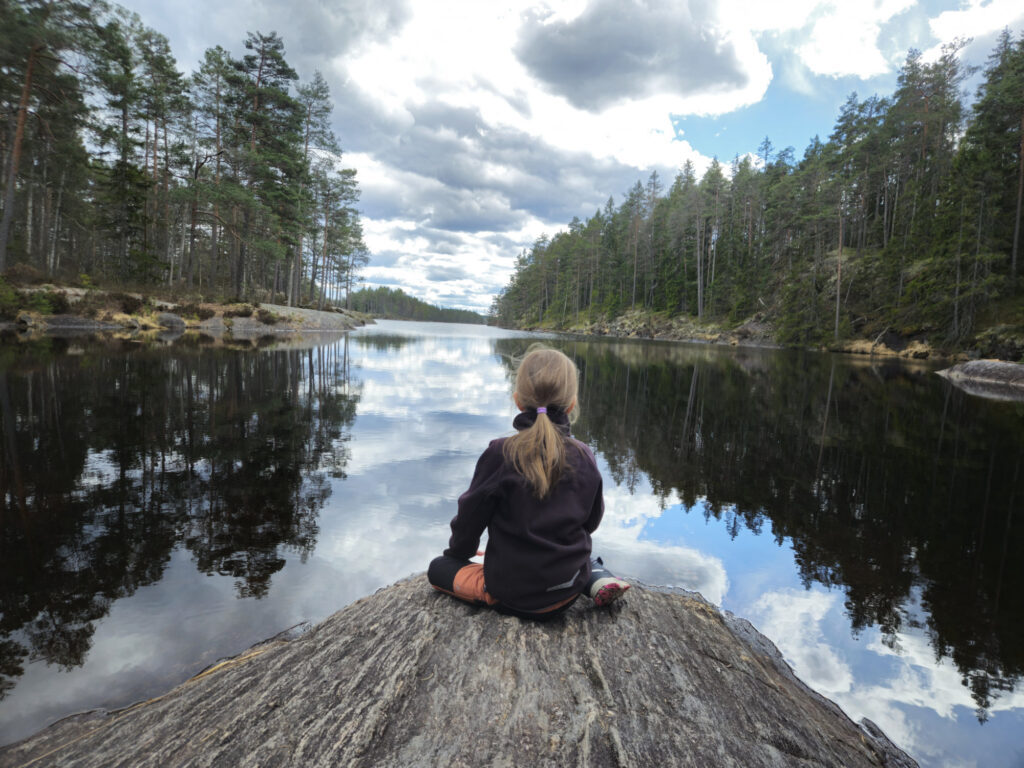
[590,577,631,607]
[586,557,631,606]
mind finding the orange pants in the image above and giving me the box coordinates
[427,556,578,618]
[433,562,499,605]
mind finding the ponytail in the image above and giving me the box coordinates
[503,346,580,498]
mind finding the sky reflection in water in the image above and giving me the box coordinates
[0,320,1021,767]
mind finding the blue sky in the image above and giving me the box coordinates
[117,0,1024,312]
[674,79,867,164]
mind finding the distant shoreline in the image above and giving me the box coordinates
[497,308,1024,364]
[0,284,372,339]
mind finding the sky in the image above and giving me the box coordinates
[117,0,1024,313]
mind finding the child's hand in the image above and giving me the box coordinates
[476,550,485,557]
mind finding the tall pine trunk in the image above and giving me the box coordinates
[834,208,843,341]
[1012,111,1023,280]
[0,45,42,271]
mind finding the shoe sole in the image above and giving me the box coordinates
[593,582,630,607]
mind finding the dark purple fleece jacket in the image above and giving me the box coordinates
[444,413,604,611]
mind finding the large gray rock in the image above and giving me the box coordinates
[258,304,360,331]
[936,359,1024,401]
[0,576,917,768]
[156,312,186,329]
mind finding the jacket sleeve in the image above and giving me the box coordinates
[583,474,604,534]
[444,441,504,560]
[580,443,604,534]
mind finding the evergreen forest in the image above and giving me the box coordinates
[0,0,367,306]
[491,37,1024,351]
[347,286,486,324]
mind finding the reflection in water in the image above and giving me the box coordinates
[0,338,358,700]
[495,338,1023,719]
[0,323,1021,767]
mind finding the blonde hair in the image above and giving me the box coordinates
[503,345,580,498]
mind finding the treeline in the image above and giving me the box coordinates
[492,36,1024,346]
[0,1,367,306]
[348,286,486,324]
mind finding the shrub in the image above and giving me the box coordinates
[176,303,216,321]
[33,291,70,315]
[0,279,19,319]
[256,308,279,325]
[109,292,144,315]
[223,304,254,318]
[72,291,107,319]
[3,263,47,285]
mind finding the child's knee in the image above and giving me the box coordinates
[428,555,465,592]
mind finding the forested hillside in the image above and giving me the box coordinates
[348,286,485,324]
[0,1,366,306]
[492,37,1024,352]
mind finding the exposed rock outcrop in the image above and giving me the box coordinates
[228,303,364,335]
[936,359,1024,401]
[1,302,368,338]
[562,311,778,349]
[157,312,186,329]
[0,576,916,768]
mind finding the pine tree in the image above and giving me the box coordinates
[227,31,303,298]
[0,0,100,270]
[92,13,149,278]
[960,30,1024,280]
[292,70,339,306]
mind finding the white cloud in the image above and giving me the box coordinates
[589,483,730,604]
[797,0,917,78]
[750,589,854,694]
[340,0,757,173]
[717,0,919,79]
[929,0,1024,42]
[358,223,549,312]
[748,585,1024,764]
[925,0,1024,63]
[723,0,823,33]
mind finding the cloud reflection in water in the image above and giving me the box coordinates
[2,321,1022,768]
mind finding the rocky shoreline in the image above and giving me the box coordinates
[1,291,371,341]
[523,309,1024,363]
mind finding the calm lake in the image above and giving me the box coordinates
[0,320,1021,766]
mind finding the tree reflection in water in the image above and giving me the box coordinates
[0,337,359,699]
[495,338,1023,718]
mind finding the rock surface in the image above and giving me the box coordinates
[936,359,1024,401]
[0,576,916,768]
[255,304,365,331]
[0,303,367,337]
[156,312,186,329]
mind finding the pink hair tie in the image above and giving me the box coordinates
[536,407,547,415]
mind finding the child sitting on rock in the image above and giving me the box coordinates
[428,345,630,620]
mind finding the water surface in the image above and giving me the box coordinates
[0,321,1021,767]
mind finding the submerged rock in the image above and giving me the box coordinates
[0,576,917,768]
[936,359,1024,401]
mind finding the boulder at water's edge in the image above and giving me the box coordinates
[0,576,917,768]
[936,359,1024,401]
